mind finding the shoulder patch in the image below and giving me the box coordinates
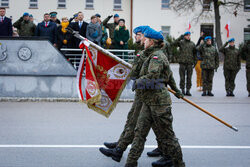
[153,56,158,59]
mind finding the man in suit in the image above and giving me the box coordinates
[0,7,13,36]
[35,13,57,46]
[69,11,88,48]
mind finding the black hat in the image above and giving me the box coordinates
[118,19,125,23]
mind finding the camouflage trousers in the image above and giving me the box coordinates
[179,64,193,90]
[202,69,214,91]
[117,93,162,151]
[246,69,250,92]
[224,69,239,92]
[126,104,185,167]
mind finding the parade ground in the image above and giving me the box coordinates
[0,64,250,167]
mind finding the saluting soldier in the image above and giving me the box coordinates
[219,38,241,96]
[197,36,219,96]
[125,28,185,167]
[241,40,250,97]
[172,31,197,96]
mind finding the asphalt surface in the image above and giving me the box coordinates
[0,64,250,167]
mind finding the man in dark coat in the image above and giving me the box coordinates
[69,11,88,48]
[0,7,13,36]
[35,13,57,46]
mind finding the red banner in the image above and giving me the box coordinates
[77,40,131,117]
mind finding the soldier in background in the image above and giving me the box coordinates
[219,38,241,96]
[50,12,61,26]
[103,14,119,48]
[172,31,197,96]
[241,40,250,97]
[13,12,36,36]
[197,36,219,96]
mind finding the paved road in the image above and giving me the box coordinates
[0,64,249,167]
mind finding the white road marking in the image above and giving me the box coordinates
[0,145,250,149]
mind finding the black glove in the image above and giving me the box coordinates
[174,90,184,99]
[109,15,113,18]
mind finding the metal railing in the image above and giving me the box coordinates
[60,48,135,69]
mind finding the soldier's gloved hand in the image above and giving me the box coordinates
[174,90,184,99]
[109,15,113,18]
[179,35,184,40]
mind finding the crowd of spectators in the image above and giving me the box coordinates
[0,7,130,53]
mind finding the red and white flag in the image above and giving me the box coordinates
[225,21,230,38]
[77,40,131,117]
[188,21,191,31]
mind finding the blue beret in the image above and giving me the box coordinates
[133,26,150,34]
[228,38,235,42]
[95,13,101,18]
[144,28,164,40]
[73,13,78,18]
[184,31,191,36]
[204,36,212,40]
[23,12,29,17]
[29,14,33,17]
[114,14,119,18]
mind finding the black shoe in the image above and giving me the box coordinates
[226,91,231,96]
[99,147,123,162]
[181,89,185,95]
[202,91,207,96]
[147,148,162,157]
[152,157,173,167]
[248,92,250,97]
[207,91,214,96]
[104,142,118,149]
[185,90,192,96]
[125,162,138,167]
[230,92,235,97]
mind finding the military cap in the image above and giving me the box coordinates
[144,28,164,40]
[29,14,33,18]
[50,11,57,17]
[133,26,150,34]
[204,36,212,41]
[184,31,191,36]
[228,38,235,42]
[114,14,119,18]
[95,13,101,18]
[23,12,29,17]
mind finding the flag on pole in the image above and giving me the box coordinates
[188,21,191,31]
[77,39,131,118]
[225,21,230,38]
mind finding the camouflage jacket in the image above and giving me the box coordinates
[13,17,36,36]
[241,41,250,69]
[162,41,172,62]
[173,37,196,65]
[102,16,118,41]
[197,44,219,70]
[137,46,176,106]
[219,43,241,70]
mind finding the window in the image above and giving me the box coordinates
[114,0,122,10]
[161,0,170,9]
[161,26,171,38]
[244,0,250,12]
[29,0,38,9]
[85,0,94,9]
[0,0,9,7]
[58,0,66,8]
[203,0,211,11]
[244,28,250,42]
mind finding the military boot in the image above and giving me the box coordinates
[207,91,214,96]
[248,92,250,97]
[226,91,231,96]
[152,157,173,167]
[125,162,137,167]
[230,91,235,97]
[147,147,162,157]
[99,147,123,162]
[201,91,207,96]
[104,142,118,149]
[181,89,185,95]
[185,90,192,96]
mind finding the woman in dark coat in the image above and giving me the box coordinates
[114,19,129,50]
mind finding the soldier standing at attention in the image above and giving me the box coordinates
[125,28,185,167]
[219,38,241,96]
[172,31,197,96]
[197,36,219,96]
[241,40,250,97]
[103,14,120,48]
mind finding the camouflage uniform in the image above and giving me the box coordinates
[197,44,219,92]
[102,16,118,48]
[219,42,241,93]
[126,46,185,167]
[13,17,36,36]
[241,41,250,94]
[173,36,196,91]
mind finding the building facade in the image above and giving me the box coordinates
[1,0,250,46]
